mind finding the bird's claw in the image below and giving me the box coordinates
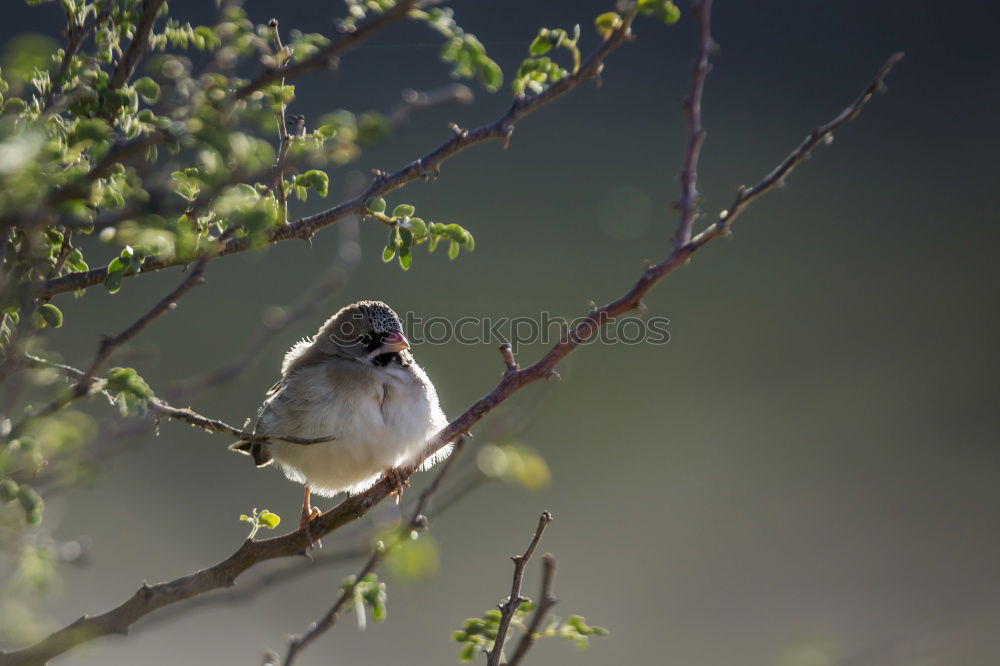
[384,468,410,505]
[299,485,323,550]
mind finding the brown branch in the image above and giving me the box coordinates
[32,8,642,300]
[507,552,558,666]
[19,354,332,447]
[266,18,292,222]
[45,7,112,110]
[109,0,167,90]
[673,0,713,246]
[278,439,465,666]
[0,44,902,666]
[146,399,332,445]
[45,229,72,281]
[487,511,553,666]
[81,258,208,385]
[234,0,424,100]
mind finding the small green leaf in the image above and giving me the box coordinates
[17,485,43,526]
[133,77,161,103]
[459,643,477,663]
[428,235,440,252]
[407,217,427,236]
[303,169,329,197]
[448,240,460,260]
[104,269,124,294]
[594,12,623,38]
[38,303,63,328]
[0,478,18,503]
[444,224,468,243]
[661,1,681,24]
[398,247,412,271]
[258,510,280,529]
[478,57,503,92]
[529,33,553,56]
[382,245,395,262]
[366,197,386,213]
[392,204,415,219]
[399,227,414,248]
[462,231,475,251]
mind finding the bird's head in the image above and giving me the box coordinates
[320,300,411,366]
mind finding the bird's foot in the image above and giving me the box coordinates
[384,468,411,505]
[299,486,323,550]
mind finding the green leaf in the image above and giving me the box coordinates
[17,485,43,526]
[448,240,460,260]
[133,77,161,103]
[594,12,623,38]
[399,227,414,248]
[0,478,18,503]
[392,204,416,219]
[444,224,468,243]
[38,303,63,328]
[407,217,427,237]
[398,247,412,271]
[428,234,440,252]
[258,510,280,529]
[366,197,386,213]
[529,32,553,56]
[661,1,681,24]
[462,231,475,251]
[303,169,329,197]
[104,269,124,294]
[478,57,503,92]
[459,643,477,663]
[382,245,395,262]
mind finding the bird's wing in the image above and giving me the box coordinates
[227,378,284,467]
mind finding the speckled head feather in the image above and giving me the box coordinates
[281,300,409,375]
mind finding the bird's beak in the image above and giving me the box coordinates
[378,331,410,354]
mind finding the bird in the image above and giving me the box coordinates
[229,300,450,541]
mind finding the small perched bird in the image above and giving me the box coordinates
[230,300,449,537]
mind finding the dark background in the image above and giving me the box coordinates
[4,1,1000,665]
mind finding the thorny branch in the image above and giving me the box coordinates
[486,511,553,666]
[0,4,903,663]
[32,7,642,300]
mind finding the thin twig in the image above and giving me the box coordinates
[235,0,426,100]
[33,7,642,300]
[508,553,558,666]
[279,439,465,666]
[45,7,111,111]
[673,0,713,247]
[267,18,292,222]
[19,354,333,446]
[109,0,167,90]
[0,46,903,666]
[486,511,553,666]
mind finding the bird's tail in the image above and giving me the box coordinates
[228,440,274,467]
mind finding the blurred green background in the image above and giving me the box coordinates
[4,0,1000,664]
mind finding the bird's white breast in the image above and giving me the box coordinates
[261,359,447,496]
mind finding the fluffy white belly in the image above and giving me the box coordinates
[264,364,447,496]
